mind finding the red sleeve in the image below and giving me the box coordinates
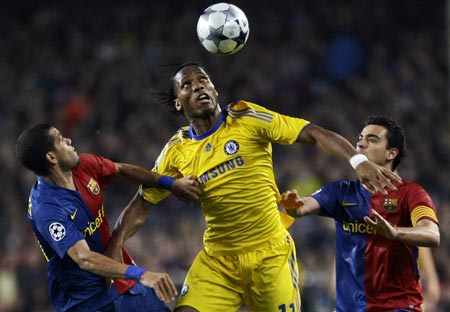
[77,153,118,190]
[406,182,439,225]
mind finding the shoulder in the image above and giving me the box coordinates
[315,179,366,200]
[400,179,423,189]
[325,179,362,191]
[227,100,273,118]
[73,153,118,184]
[30,186,71,221]
[155,127,190,163]
[78,153,95,161]
[397,180,429,194]
[225,101,281,131]
[74,153,96,175]
[164,126,190,148]
[77,153,100,169]
[76,153,114,170]
[396,180,435,205]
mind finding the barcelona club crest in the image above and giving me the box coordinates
[383,197,399,213]
[224,140,239,155]
[87,178,100,195]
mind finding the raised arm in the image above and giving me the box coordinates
[114,163,201,201]
[67,239,177,302]
[279,189,321,218]
[297,123,401,194]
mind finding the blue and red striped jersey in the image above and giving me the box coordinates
[312,179,438,312]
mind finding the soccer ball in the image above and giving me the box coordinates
[196,3,250,55]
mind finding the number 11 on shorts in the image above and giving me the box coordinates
[278,302,295,312]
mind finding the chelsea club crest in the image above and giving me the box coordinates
[224,140,239,155]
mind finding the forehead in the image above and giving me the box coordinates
[49,127,62,139]
[173,65,208,83]
[361,124,388,138]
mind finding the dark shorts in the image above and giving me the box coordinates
[100,283,170,312]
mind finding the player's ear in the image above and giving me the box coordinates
[45,151,57,165]
[174,99,182,112]
[210,83,218,98]
[386,148,398,161]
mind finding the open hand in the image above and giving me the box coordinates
[364,209,397,240]
[140,271,178,303]
[280,190,305,210]
[356,161,401,194]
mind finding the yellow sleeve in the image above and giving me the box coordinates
[139,132,184,205]
[229,101,310,145]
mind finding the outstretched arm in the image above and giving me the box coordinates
[279,189,321,218]
[106,192,152,260]
[364,211,440,247]
[115,163,201,201]
[68,239,177,302]
[419,247,441,311]
[297,123,401,194]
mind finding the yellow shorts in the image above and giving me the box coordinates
[176,232,301,311]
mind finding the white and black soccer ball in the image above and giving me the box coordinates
[196,3,250,55]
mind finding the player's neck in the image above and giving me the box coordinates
[44,169,76,190]
[190,108,222,135]
[384,163,402,180]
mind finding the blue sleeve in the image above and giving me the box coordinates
[312,181,342,218]
[312,180,370,221]
[34,202,84,259]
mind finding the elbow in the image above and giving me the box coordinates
[431,235,440,248]
[431,227,441,248]
[425,232,440,248]
[76,255,94,272]
[72,250,96,272]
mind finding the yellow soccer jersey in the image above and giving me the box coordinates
[141,100,309,255]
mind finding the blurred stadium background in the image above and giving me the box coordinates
[0,0,448,311]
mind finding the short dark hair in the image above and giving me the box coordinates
[365,115,407,170]
[16,123,54,176]
[151,62,208,115]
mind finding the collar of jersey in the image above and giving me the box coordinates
[37,176,61,190]
[189,108,227,141]
[37,176,79,193]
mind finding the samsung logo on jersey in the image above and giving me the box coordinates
[342,220,376,235]
[83,205,105,237]
[199,156,244,184]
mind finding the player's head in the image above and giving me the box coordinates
[357,115,406,170]
[153,62,219,118]
[16,124,80,176]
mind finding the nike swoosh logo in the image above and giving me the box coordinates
[70,209,78,220]
[341,202,358,207]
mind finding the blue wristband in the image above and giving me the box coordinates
[156,175,176,190]
[125,265,146,281]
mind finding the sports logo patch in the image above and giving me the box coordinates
[224,140,239,155]
[49,222,66,241]
[383,197,399,213]
[204,143,213,152]
[87,178,100,195]
[180,285,189,296]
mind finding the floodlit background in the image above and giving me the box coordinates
[1,1,448,311]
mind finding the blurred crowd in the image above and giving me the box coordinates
[0,1,448,311]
